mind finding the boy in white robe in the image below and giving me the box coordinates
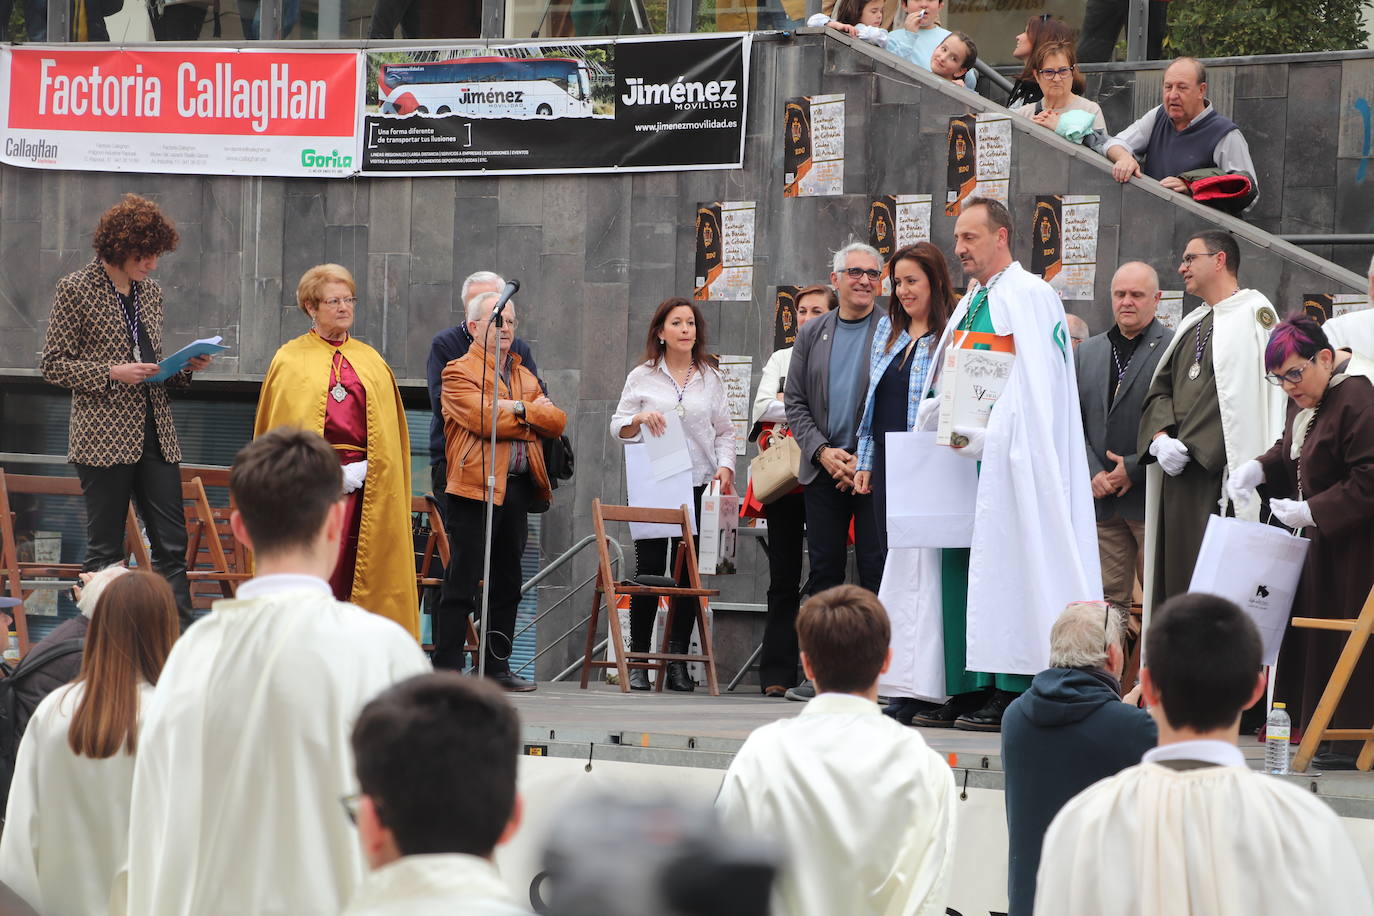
[1035,592,1374,915]
[716,585,957,916]
[343,673,528,916]
[123,428,431,916]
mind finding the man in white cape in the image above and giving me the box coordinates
[1320,253,1374,358]
[1137,229,1284,617]
[716,585,957,916]
[1035,592,1374,915]
[122,428,430,916]
[882,197,1101,731]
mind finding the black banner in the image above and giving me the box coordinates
[1030,195,1063,282]
[774,285,800,350]
[945,115,976,215]
[359,35,749,176]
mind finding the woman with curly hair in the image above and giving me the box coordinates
[39,194,214,629]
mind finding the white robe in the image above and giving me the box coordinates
[0,681,151,916]
[1035,760,1374,914]
[715,693,957,916]
[1140,288,1285,619]
[1323,309,1374,361]
[342,854,530,916]
[123,580,431,916]
[881,262,1101,698]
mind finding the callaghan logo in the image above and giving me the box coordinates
[5,137,58,162]
[300,148,352,169]
[620,77,738,111]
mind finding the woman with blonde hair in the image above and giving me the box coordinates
[254,264,419,638]
[0,570,179,916]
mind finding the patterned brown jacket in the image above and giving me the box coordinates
[39,259,191,467]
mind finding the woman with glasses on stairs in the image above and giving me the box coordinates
[1009,40,1109,154]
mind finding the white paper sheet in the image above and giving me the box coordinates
[625,443,697,540]
[885,431,979,548]
[641,411,692,480]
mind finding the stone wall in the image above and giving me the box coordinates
[0,32,1362,680]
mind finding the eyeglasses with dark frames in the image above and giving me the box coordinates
[842,267,882,281]
[1037,66,1075,80]
[1179,251,1220,266]
[1265,355,1318,387]
[340,793,362,826]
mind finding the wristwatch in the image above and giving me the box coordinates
[513,401,526,418]
[813,443,830,465]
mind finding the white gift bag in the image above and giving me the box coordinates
[885,431,979,548]
[1187,514,1310,666]
[698,482,739,575]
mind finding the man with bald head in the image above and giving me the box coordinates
[1066,314,1089,352]
[1075,262,1172,623]
[1104,57,1258,213]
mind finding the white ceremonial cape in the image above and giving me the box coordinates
[123,585,430,916]
[1140,288,1285,619]
[1035,761,1374,915]
[342,854,530,916]
[0,682,151,916]
[715,693,958,916]
[882,262,1101,696]
[1323,309,1374,360]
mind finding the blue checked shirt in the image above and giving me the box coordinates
[856,315,936,473]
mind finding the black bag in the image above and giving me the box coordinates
[530,435,575,515]
[0,636,85,813]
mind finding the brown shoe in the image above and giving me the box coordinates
[763,685,788,698]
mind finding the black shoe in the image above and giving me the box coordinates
[784,682,815,702]
[954,689,1019,732]
[911,691,986,728]
[1312,750,1359,771]
[883,697,939,726]
[666,640,695,692]
[489,671,537,692]
[628,667,651,691]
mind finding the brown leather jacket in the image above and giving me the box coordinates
[441,347,566,505]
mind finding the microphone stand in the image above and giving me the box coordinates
[477,310,504,681]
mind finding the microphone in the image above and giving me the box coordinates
[491,279,520,320]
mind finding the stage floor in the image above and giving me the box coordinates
[511,682,1374,818]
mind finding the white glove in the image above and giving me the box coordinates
[949,426,985,461]
[341,460,368,494]
[1149,434,1191,477]
[1270,498,1314,530]
[916,396,940,430]
[1225,459,1265,511]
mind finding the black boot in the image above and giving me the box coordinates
[627,666,651,691]
[628,612,652,691]
[666,640,695,692]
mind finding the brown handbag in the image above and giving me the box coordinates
[750,427,802,504]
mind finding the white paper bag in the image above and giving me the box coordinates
[1187,514,1310,666]
[885,431,979,548]
[698,481,739,575]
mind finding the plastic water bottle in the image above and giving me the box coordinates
[1266,702,1291,775]
[3,630,18,665]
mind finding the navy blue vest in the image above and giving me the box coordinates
[1141,104,1239,180]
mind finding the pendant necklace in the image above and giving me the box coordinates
[1188,317,1214,381]
[667,362,694,418]
[1111,337,1135,397]
[329,350,348,402]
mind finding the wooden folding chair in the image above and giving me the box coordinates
[181,476,250,607]
[580,499,720,695]
[0,469,143,655]
[1291,584,1374,772]
[412,495,479,659]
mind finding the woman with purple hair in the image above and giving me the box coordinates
[1227,314,1374,770]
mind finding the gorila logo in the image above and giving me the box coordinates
[301,148,353,170]
[621,77,738,111]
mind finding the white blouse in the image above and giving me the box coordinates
[611,361,737,486]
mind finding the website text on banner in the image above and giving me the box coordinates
[359,34,749,177]
[0,47,361,177]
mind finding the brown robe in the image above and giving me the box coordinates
[1138,311,1228,603]
[1259,374,1374,747]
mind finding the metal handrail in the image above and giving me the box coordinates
[510,533,625,678]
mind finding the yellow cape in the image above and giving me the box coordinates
[254,332,420,639]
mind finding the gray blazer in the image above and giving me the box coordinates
[1076,317,1173,522]
[784,307,881,486]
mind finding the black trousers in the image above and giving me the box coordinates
[1077,0,1169,62]
[435,473,534,674]
[758,489,806,689]
[630,484,707,649]
[802,476,884,596]
[75,436,192,628]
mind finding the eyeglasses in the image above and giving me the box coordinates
[1038,12,1051,21]
[1037,66,1075,80]
[842,267,882,281]
[1179,251,1219,266]
[322,297,359,308]
[339,793,362,826]
[1265,355,1318,386]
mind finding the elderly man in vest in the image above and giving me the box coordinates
[1105,57,1258,214]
